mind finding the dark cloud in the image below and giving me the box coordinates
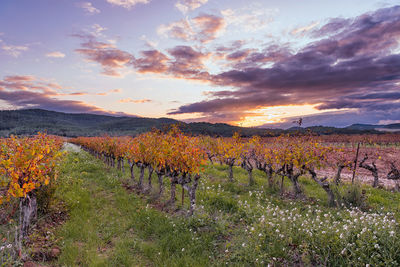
[167,45,210,78]
[0,75,133,116]
[226,49,254,61]
[134,50,169,73]
[310,18,349,38]
[228,45,291,69]
[216,40,246,52]
[168,5,400,126]
[133,46,210,79]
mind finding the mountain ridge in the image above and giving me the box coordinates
[0,109,398,137]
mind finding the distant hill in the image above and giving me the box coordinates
[286,125,381,135]
[0,109,279,137]
[0,109,399,137]
[346,123,400,131]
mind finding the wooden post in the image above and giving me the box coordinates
[181,186,185,206]
[352,142,360,184]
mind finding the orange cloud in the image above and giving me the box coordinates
[157,13,225,43]
[46,51,66,58]
[119,98,152,103]
[291,21,320,36]
[96,88,122,95]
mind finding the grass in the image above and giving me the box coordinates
[54,150,222,267]
[3,148,400,266]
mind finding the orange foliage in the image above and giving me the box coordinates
[0,133,63,204]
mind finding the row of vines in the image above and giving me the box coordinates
[72,129,400,215]
[0,133,63,256]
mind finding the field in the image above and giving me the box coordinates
[1,132,400,266]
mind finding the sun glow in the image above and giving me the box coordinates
[235,104,338,127]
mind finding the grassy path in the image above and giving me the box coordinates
[55,149,217,267]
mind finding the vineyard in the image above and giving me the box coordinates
[1,130,400,265]
[72,129,400,207]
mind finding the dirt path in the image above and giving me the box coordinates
[62,142,81,153]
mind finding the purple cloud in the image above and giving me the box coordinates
[0,75,133,116]
[74,34,134,77]
[167,6,400,125]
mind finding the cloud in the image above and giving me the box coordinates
[215,40,247,52]
[119,98,152,103]
[46,51,66,58]
[192,14,226,43]
[168,5,400,126]
[167,45,210,78]
[66,5,400,126]
[261,110,400,129]
[106,0,150,9]
[90,24,107,37]
[157,19,194,42]
[175,0,208,14]
[74,34,207,77]
[378,119,400,125]
[134,49,169,73]
[140,35,158,48]
[132,46,210,80]
[77,2,100,14]
[310,18,350,38]
[74,26,212,78]
[96,88,122,96]
[221,5,278,32]
[157,13,225,43]
[0,42,28,57]
[291,21,320,36]
[67,92,88,96]
[3,75,35,83]
[225,49,254,61]
[74,34,134,77]
[59,88,122,97]
[0,75,132,116]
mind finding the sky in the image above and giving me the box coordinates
[0,0,399,128]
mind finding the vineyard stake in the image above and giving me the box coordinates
[352,142,360,184]
[182,186,185,206]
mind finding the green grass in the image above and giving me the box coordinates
[21,149,400,266]
[54,151,223,267]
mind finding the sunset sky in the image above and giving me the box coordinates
[0,0,399,128]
